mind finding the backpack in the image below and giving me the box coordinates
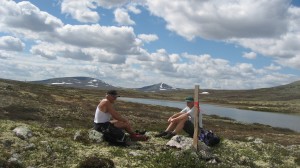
[199,129,220,147]
[102,123,128,146]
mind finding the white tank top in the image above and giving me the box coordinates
[94,106,111,123]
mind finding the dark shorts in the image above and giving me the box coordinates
[183,120,194,137]
[94,122,111,133]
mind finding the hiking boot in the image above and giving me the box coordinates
[163,132,176,139]
[154,131,169,137]
[130,133,149,141]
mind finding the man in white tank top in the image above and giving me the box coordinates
[94,90,148,141]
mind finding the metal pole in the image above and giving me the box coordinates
[193,85,200,149]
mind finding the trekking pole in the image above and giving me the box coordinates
[193,85,200,150]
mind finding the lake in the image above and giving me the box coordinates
[119,97,300,133]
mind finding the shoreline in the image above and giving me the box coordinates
[115,100,300,146]
[119,97,300,133]
[123,94,300,115]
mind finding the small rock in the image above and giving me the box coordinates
[54,126,64,132]
[13,126,33,140]
[24,143,36,151]
[40,141,48,144]
[129,151,142,156]
[246,136,254,141]
[8,153,22,165]
[208,158,218,164]
[254,138,263,144]
[74,130,84,141]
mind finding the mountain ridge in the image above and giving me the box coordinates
[3,77,300,93]
[30,76,116,90]
[30,77,179,92]
[136,82,178,92]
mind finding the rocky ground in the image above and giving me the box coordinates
[1,120,300,168]
[0,79,300,167]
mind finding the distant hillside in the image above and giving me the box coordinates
[1,77,300,114]
[275,80,300,90]
[137,82,178,92]
[30,77,116,90]
[201,80,300,101]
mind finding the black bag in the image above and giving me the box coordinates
[95,122,127,146]
[199,129,220,147]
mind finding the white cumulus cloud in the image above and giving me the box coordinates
[137,34,158,43]
[114,8,135,25]
[146,0,289,40]
[145,0,300,70]
[0,36,25,51]
[243,52,257,59]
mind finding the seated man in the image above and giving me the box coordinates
[155,96,201,139]
[94,90,148,142]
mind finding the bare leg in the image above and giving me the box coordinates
[166,115,189,134]
[165,122,177,132]
[111,120,135,135]
[173,118,187,134]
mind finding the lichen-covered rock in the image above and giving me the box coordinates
[54,126,64,132]
[166,135,193,150]
[24,143,36,151]
[13,126,32,140]
[74,130,83,141]
[88,130,103,143]
[166,135,219,164]
[254,138,263,144]
[7,153,23,167]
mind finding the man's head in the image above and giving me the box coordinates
[185,96,194,107]
[106,90,120,102]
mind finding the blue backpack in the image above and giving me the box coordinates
[199,129,220,147]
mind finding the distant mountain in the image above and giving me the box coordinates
[202,79,300,102]
[137,82,178,92]
[31,77,116,90]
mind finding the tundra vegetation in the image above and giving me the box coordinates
[0,79,299,167]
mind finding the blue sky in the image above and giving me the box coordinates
[1,0,300,89]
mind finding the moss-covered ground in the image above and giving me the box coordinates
[0,79,300,167]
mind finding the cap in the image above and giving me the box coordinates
[185,96,194,102]
[106,90,120,97]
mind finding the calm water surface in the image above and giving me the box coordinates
[119,97,300,132]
